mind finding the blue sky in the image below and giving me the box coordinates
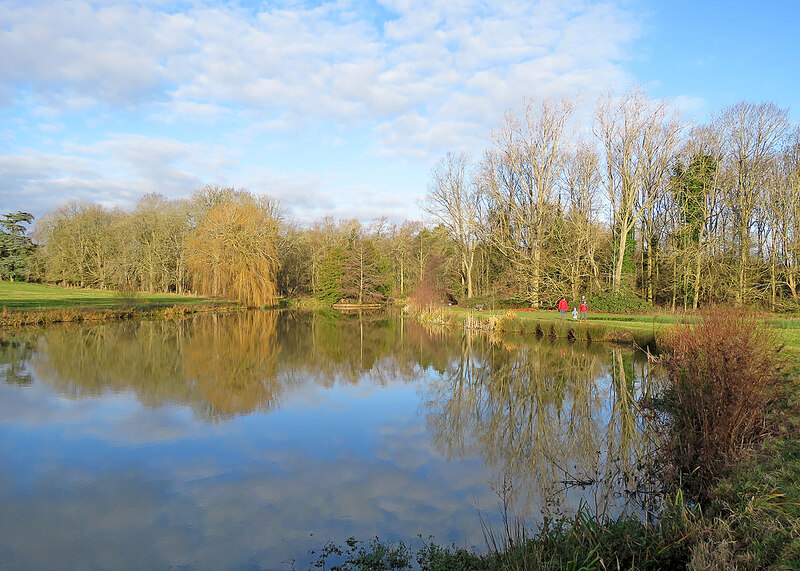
[1,0,797,226]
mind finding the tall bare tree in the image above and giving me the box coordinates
[717,101,790,305]
[423,151,479,298]
[764,128,800,305]
[563,143,604,296]
[594,87,685,293]
[479,97,575,308]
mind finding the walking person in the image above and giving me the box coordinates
[558,296,568,320]
[579,296,588,322]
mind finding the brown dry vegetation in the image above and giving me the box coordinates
[659,311,787,494]
[0,303,236,328]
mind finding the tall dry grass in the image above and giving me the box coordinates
[659,311,786,493]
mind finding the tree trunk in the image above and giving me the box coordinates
[464,249,474,299]
[671,257,677,312]
[692,245,702,310]
[771,255,777,312]
[399,258,404,296]
[613,226,628,293]
[358,250,364,305]
[531,246,541,308]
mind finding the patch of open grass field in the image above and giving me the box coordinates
[0,281,209,311]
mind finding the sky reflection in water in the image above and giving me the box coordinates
[0,311,658,570]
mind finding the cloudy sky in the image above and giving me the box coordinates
[1,0,798,225]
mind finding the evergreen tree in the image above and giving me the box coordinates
[0,211,35,281]
[316,247,345,304]
[340,237,393,304]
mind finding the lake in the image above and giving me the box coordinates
[0,311,659,570]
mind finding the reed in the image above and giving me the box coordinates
[404,302,456,328]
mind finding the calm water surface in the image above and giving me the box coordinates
[0,311,659,570]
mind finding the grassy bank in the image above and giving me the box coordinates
[445,306,800,354]
[0,281,212,310]
[0,282,236,326]
[311,502,694,569]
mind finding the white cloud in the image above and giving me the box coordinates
[0,136,237,217]
[0,0,642,221]
[1,0,638,126]
[669,94,707,116]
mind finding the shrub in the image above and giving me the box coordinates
[162,305,193,319]
[588,291,653,314]
[659,311,785,495]
[113,288,143,307]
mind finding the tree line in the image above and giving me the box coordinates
[4,88,799,310]
[425,90,799,311]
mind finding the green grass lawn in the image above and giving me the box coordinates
[0,281,209,310]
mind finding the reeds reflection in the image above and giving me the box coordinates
[424,333,661,518]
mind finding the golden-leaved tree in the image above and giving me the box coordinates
[186,199,280,307]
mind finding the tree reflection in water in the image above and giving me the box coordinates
[424,332,662,520]
[1,312,662,520]
[4,312,460,418]
[0,332,35,385]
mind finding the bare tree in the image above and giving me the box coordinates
[717,101,790,305]
[563,142,604,296]
[423,151,479,298]
[594,87,685,293]
[479,97,575,308]
[764,128,800,305]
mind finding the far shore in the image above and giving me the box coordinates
[4,282,800,355]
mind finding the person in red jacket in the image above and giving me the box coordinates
[579,296,588,321]
[558,297,568,320]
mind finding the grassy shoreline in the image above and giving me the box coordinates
[439,305,800,354]
[0,281,238,326]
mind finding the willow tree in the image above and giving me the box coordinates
[186,199,280,307]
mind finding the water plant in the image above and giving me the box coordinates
[403,302,455,329]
